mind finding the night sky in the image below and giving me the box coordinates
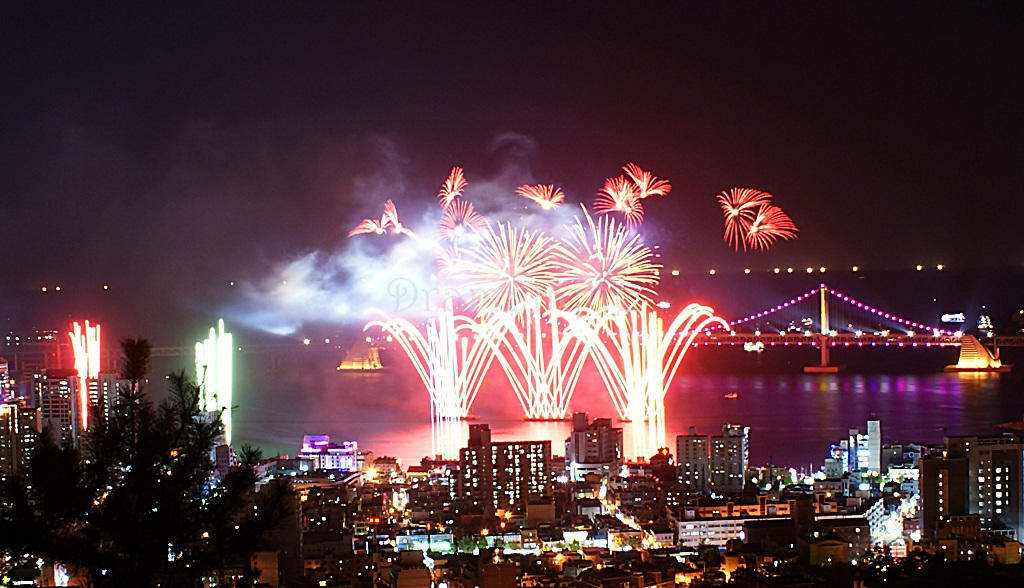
[2,2,1022,344]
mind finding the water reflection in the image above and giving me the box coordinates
[232,360,1024,470]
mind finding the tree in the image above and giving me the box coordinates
[458,535,478,553]
[0,337,286,587]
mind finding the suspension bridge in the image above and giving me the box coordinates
[689,283,1021,372]
[4,284,1020,375]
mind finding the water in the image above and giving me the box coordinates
[227,344,1024,470]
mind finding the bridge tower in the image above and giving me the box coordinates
[804,284,842,373]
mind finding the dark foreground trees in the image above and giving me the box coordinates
[0,337,288,587]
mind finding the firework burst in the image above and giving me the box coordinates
[438,166,468,209]
[746,203,798,251]
[454,222,561,313]
[348,201,394,237]
[554,206,660,311]
[515,184,566,210]
[347,217,389,238]
[437,199,489,243]
[383,199,418,239]
[594,176,643,227]
[716,187,771,251]
[623,163,671,199]
[436,245,463,276]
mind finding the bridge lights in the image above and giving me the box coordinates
[787,267,794,273]
[828,330,837,336]
[855,330,863,337]
[709,269,716,275]
[744,268,751,274]
[907,331,915,337]
[819,267,826,273]
[806,267,814,274]
[937,264,944,270]
[852,266,859,272]
[916,264,923,271]
[774,267,780,274]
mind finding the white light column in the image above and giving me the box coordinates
[196,319,233,445]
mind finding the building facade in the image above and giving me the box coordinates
[33,369,79,445]
[459,424,551,513]
[677,426,710,494]
[0,401,39,483]
[710,424,749,494]
[565,413,622,481]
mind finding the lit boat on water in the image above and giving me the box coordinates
[724,392,739,400]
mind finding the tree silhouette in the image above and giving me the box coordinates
[0,337,287,587]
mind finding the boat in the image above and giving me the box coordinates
[724,392,739,400]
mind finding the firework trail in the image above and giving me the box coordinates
[554,206,660,312]
[437,199,489,243]
[475,293,601,420]
[716,187,772,251]
[364,300,497,459]
[454,222,561,313]
[515,184,566,210]
[594,176,643,227]
[623,163,671,199]
[746,203,798,251]
[438,166,468,209]
[587,304,727,458]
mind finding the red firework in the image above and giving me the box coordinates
[746,203,798,250]
[437,199,489,242]
[717,187,772,251]
[438,167,468,208]
[515,184,566,210]
[383,199,418,239]
[594,176,643,227]
[347,217,389,237]
[623,163,671,199]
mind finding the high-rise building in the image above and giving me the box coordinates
[677,426,711,494]
[459,424,551,513]
[918,454,968,539]
[710,424,749,495]
[945,435,1024,540]
[88,372,128,425]
[33,369,79,445]
[565,413,622,481]
[0,401,40,483]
